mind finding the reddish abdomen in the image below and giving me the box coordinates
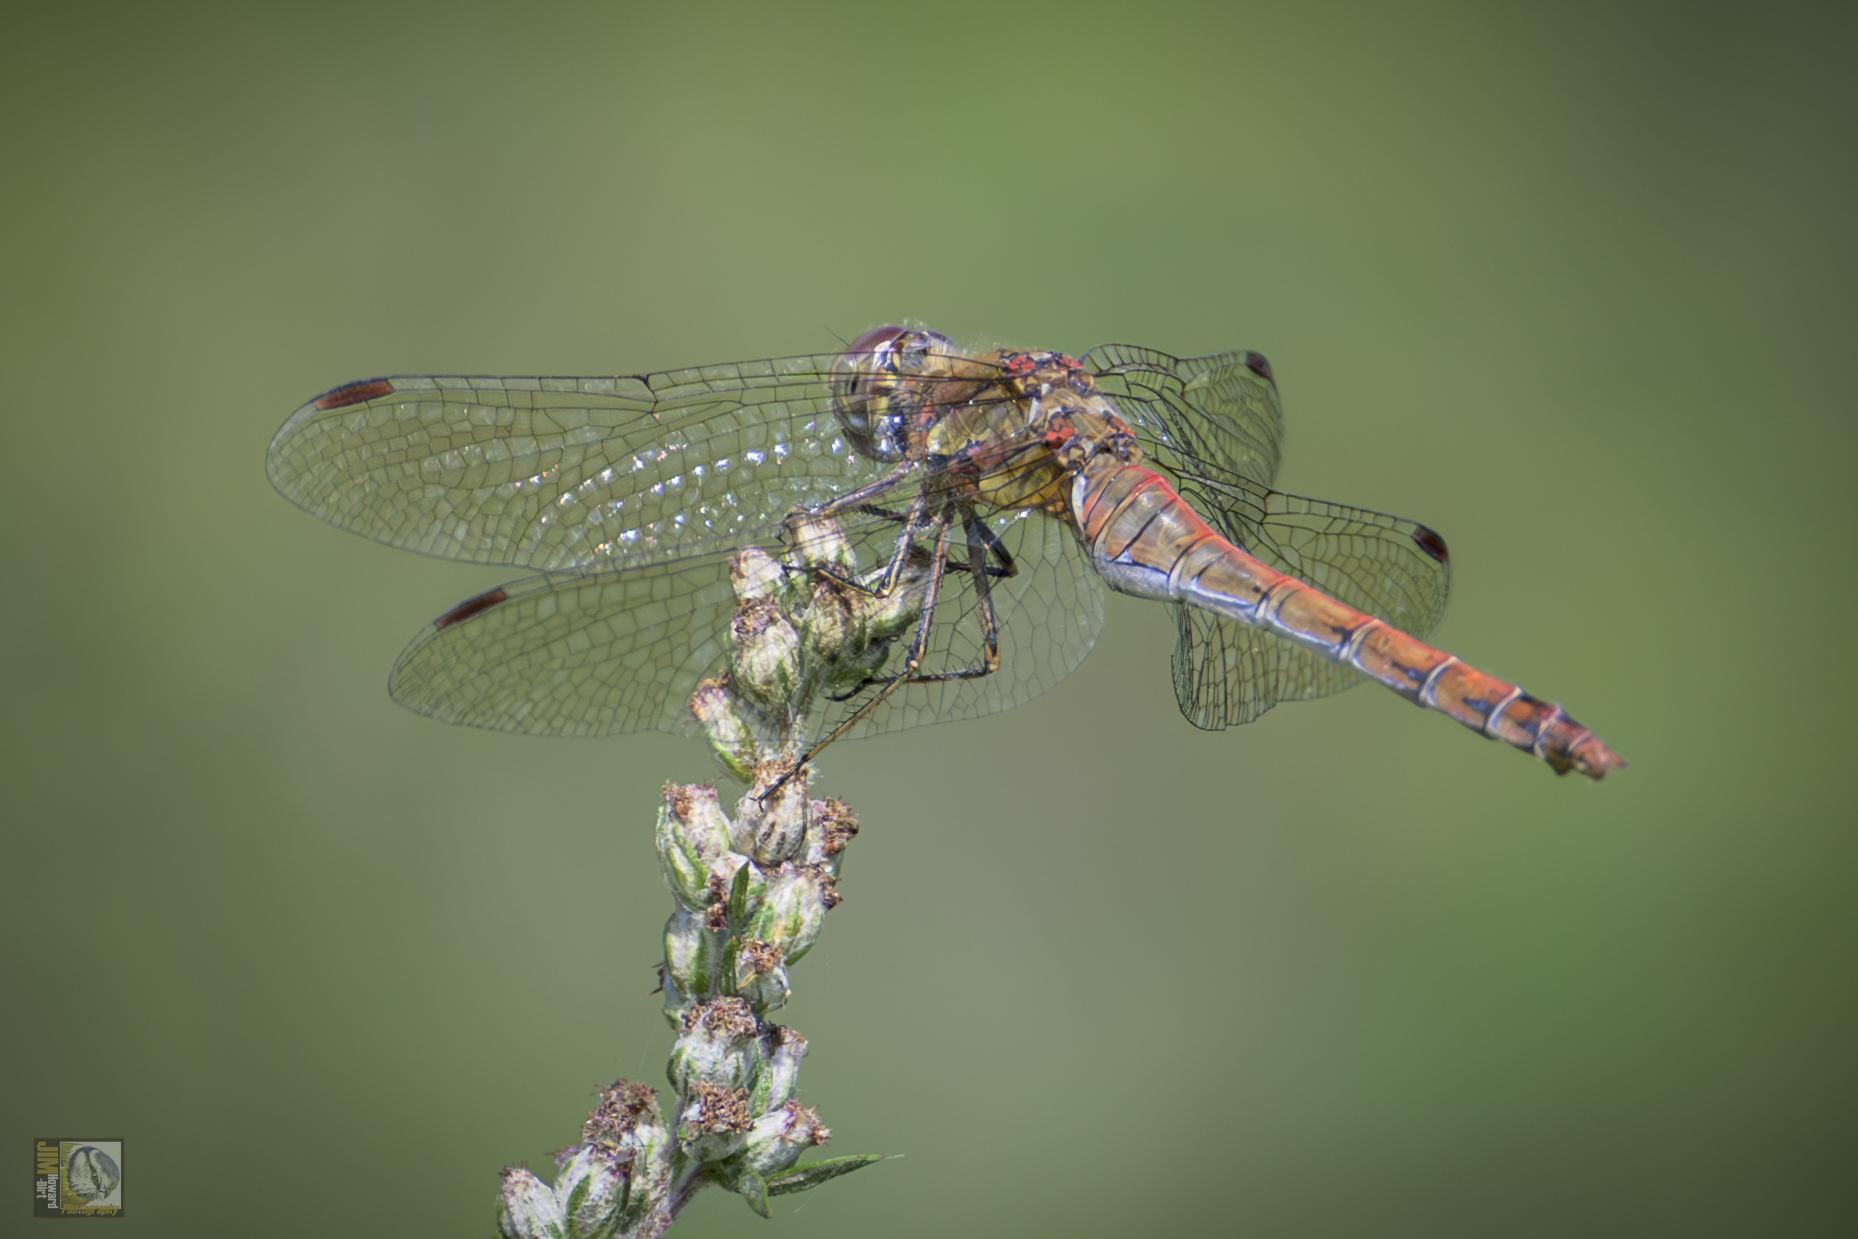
[1071,460,1625,779]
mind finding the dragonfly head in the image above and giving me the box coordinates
[831,324,953,461]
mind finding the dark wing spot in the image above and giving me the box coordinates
[434,587,509,630]
[313,378,396,410]
[1242,351,1274,382]
[1410,524,1450,564]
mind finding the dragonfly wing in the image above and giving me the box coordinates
[385,507,1107,741]
[1081,343,1285,488]
[821,509,1107,739]
[268,352,1001,572]
[1089,343,1448,727]
[1162,461,1452,728]
[388,555,739,737]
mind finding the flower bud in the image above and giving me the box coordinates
[785,515,856,575]
[663,905,724,1011]
[667,997,764,1094]
[738,776,808,866]
[583,1078,661,1133]
[739,1101,831,1177]
[729,601,802,712]
[704,854,763,928]
[732,940,790,1012]
[744,864,833,964]
[497,1167,563,1239]
[753,1025,808,1113]
[851,549,929,641]
[655,784,734,910]
[688,677,761,783]
[678,1081,755,1162]
[818,638,894,702]
[551,1145,630,1239]
[581,1081,669,1223]
[801,579,858,665]
[802,798,860,872]
[729,547,787,607]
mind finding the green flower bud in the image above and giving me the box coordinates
[744,864,833,964]
[655,783,734,911]
[497,1167,564,1239]
[733,940,790,1012]
[580,1081,669,1226]
[720,854,767,925]
[850,550,929,641]
[801,578,858,665]
[729,601,802,712]
[740,777,808,866]
[817,638,896,701]
[739,1101,831,1178]
[753,1025,808,1113]
[551,1146,630,1239]
[663,905,724,1013]
[678,1081,755,1162]
[668,997,764,1094]
[688,677,761,783]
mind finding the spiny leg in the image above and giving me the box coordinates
[824,505,1010,702]
[808,459,918,519]
[789,495,1010,612]
[829,507,1004,702]
[799,485,930,600]
[847,505,1018,583]
[759,507,955,803]
[963,509,1002,673]
[964,509,1019,583]
[783,476,934,602]
[824,507,1005,704]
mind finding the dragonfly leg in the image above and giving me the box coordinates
[963,510,1002,672]
[963,510,1019,582]
[822,507,1002,703]
[847,502,1015,582]
[786,485,930,600]
[806,459,918,519]
[760,507,955,802]
[837,557,1001,697]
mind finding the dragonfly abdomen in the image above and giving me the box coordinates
[1071,458,1625,779]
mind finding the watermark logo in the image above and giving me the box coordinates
[33,1139,123,1217]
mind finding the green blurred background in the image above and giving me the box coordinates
[5,1,1854,1234]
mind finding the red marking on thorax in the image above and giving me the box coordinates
[314,378,395,410]
[434,587,509,629]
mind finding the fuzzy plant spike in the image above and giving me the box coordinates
[496,516,901,1239]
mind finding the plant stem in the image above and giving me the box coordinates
[496,520,901,1238]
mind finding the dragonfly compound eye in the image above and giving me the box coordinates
[831,324,947,461]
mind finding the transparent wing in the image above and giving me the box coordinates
[832,507,1105,739]
[388,507,1105,740]
[1160,459,1451,729]
[1081,343,1285,488]
[267,350,1005,572]
[388,556,739,737]
[1083,341,1448,726]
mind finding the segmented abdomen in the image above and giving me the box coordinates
[1070,459,1625,779]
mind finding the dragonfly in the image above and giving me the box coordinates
[267,325,1625,780]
